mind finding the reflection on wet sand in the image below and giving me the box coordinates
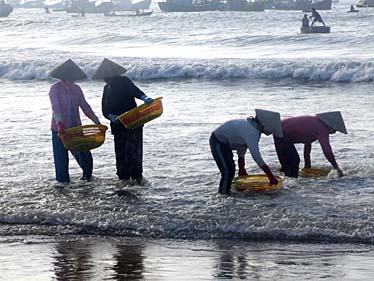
[215,249,249,279]
[42,237,374,280]
[112,243,144,280]
[214,241,264,280]
[52,238,146,280]
[53,239,94,280]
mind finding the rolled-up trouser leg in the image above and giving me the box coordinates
[274,136,300,178]
[210,134,235,194]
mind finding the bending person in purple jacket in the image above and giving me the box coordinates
[49,59,101,183]
[210,109,283,195]
[274,111,347,178]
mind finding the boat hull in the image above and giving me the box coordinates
[272,0,332,10]
[300,26,331,33]
[0,3,13,17]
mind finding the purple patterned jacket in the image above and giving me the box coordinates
[49,81,98,132]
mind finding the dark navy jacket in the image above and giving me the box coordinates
[101,76,145,134]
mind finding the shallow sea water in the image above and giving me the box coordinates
[0,77,374,280]
[1,2,374,279]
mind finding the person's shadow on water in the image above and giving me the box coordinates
[53,240,94,281]
[112,242,145,280]
[214,241,250,279]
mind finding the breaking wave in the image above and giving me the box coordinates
[1,58,374,83]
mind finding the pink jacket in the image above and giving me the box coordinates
[49,81,98,132]
[281,116,338,169]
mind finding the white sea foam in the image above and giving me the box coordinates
[1,59,374,83]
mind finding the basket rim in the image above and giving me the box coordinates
[233,174,284,190]
[118,97,163,118]
[61,124,108,135]
[234,174,284,182]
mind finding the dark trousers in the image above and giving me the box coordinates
[274,136,300,178]
[209,133,235,195]
[114,127,143,180]
[52,131,93,183]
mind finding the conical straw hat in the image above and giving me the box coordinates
[50,59,87,81]
[255,109,283,138]
[316,111,348,134]
[91,58,127,80]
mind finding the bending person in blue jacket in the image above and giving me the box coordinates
[209,109,283,195]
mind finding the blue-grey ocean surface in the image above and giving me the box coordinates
[0,2,374,280]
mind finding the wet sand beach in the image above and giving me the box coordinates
[2,235,374,280]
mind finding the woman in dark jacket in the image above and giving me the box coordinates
[93,59,153,185]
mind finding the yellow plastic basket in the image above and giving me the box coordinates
[118,97,163,129]
[233,174,284,193]
[59,124,108,153]
[299,167,331,178]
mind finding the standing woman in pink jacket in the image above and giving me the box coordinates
[49,59,101,183]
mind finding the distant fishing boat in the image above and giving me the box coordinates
[158,0,222,12]
[226,0,265,11]
[0,0,13,16]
